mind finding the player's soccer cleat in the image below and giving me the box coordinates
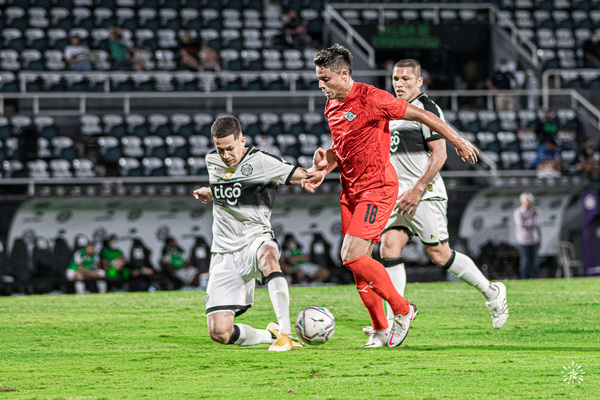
[362,309,418,336]
[361,329,389,348]
[269,332,294,351]
[266,321,302,349]
[486,282,509,328]
[388,303,417,348]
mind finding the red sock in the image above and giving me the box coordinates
[345,255,410,316]
[354,272,388,330]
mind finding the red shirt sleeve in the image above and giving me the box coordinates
[367,86,408,121]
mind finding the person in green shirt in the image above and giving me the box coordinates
[100,235,130,290]
[66,241,107,295]
[161,237,200,289]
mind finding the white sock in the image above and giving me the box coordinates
[74,281,85,295]
[97,280,107,294]
[384,263,406,321]
[448,251,497,300]
[234,323,275,346]
[267,276,292,334]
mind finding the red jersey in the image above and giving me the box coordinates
[324,82,409,195]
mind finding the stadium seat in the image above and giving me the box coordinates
[22,73,43,92]
[220,49,242,71]
[52,136,78,160]
[299,133,319,156]
[155,49,177,71]
[200,28,221,51]
[283,49,305,70]
[126,114,149,138]
[458,110,481,134]
[143,136,168,158]
[241,49,263,71]
[72,7,94,31]
[189,135,211,156]
[21,49,44,71]
[34,116,58,140]
[80,114,102,136]
[521,150,538,168]
[5,8,27,31]
[0,50,20,72]
[50,7,71,31]
[94,7,115,28]
[518,110,537,129]
[131,73,153,91]
[276,134,299,157]
[500,151,522,170]
[72,158,96,178]
[142,157,166,176]
[148,114,171,137]
[3,160,26,178]
[41,72,66,91]
[164,157,187,176]
[37,137,52,159]
[49,159,73,178]
[193,113,214,136]
[166,135,189,158]
[498,110,519,132]
[497,131,520,152]
[157,29,178,49]
[11,115,33,135]
[27,160,50,179]
[138,8,159,31]
[98,136,122,163]
[180,8,201,30]
[159,8,180,30]
[477,132,500,153]
[303,112,326,136]
[517,131,538,151]
[119,157,143,176]
[101,114,125,138]
[174,72,199,91]
[477,110,500,133]
[24,28,47,52]
[0,71,18,92]
[121,136,145,158]
[171,114,194,138]
[222,9,243,30]
[201,9,222,31]
[44,49,66,71]
[238,112,261,136]
[243,9,262,29]
[262,49,282,70]
[0,117,12,141]
[116,8,137,31]
[187,156,207,175]
[260,112,283,136]
[281,112,304,136]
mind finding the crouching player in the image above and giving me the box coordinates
[193,115,308,351]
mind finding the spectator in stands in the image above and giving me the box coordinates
[178,30,221,72]
[575,138,599,182]
[161,237,200,289]
[66,241,107,295]
[581,30,600,68]
[281,234,330,284]
[64,35,92,71]
[108,26,147,72]
[100,234,129,290]
[530,139,562,178]
[485,59,517,111]
[534,109,560,143]
[274,10,314,50]
[513,192,542,279]
[128,237,158,292]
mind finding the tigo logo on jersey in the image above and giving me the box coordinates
[343,111,357,121]
[213,182,243,206]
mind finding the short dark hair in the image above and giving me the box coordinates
[211,115,242,140]
[393,59,422,78]
[313,43,353,75]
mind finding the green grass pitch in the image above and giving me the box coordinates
[1,278,599,399]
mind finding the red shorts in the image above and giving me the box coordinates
[340,183,398,244]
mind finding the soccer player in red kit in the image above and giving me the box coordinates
[303,44,478,348]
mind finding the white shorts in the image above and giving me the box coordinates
[205,232,279,317]
[384,200,449,245]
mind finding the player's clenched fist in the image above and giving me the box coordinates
[193,187,213,203]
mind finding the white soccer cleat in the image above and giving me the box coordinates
[388,303,417,348]
[485,282,509,328]
[361,329,389,348]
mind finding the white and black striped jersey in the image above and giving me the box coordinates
[206,146,297,253]
[389,93,448,201]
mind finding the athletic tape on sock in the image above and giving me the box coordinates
[441,250,457,271]
[381,257,404,268]
[227,324,241,345]
[264,271,286,284]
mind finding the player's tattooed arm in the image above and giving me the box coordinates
[193,186,213,204]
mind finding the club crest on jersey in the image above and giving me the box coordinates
[343,111,357,121]
[241,164,253,176]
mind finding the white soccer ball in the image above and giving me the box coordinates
[294,305,335,345]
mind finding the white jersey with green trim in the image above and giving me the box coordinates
[388,93,448,201]
[206,146,297,253]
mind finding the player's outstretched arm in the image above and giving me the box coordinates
[403,104,479,164]
[397,139,447,216]
[193,186,213,204]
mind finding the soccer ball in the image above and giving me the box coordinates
[294,305,335,345]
